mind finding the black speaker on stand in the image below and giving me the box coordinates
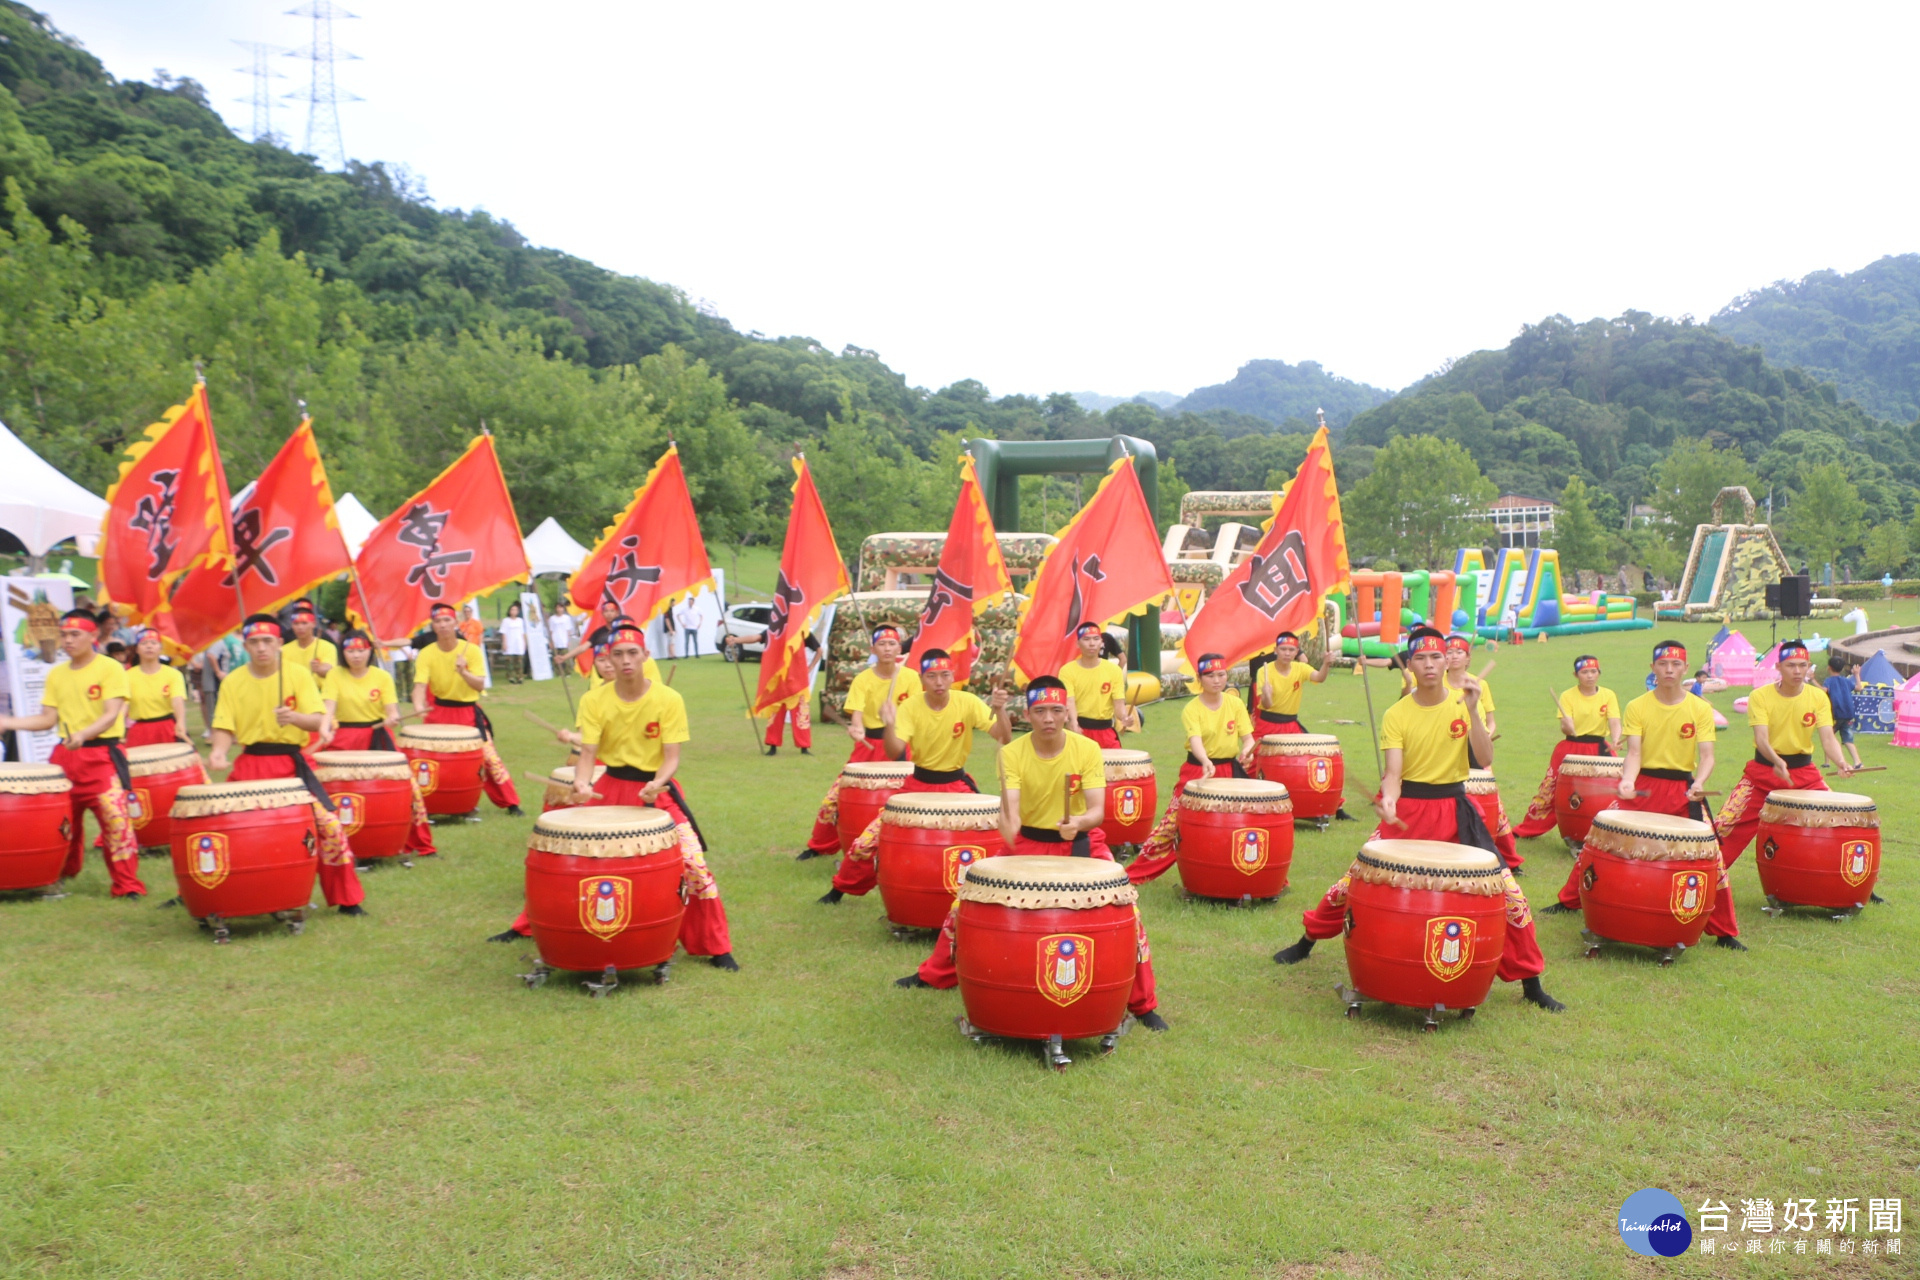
[1765,573,1813,648]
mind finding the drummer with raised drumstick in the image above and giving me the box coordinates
[1273,625,1565,1013]
[1511,654,1620,840]
[1122,652,1257,885]
[1059,622,1136,749]
[1247,628,1352,822]
[798,624,921,861]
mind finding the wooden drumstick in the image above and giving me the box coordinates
[1826,764,1884,774]
[523,709,564,733]
[521,771,605,801]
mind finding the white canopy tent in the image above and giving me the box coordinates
[524,516,590,577]
[333,492,380,559]
[0,419,106,559]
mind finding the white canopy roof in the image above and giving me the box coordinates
[0,419,106,556]
[333,492,379,559]
[524,516,590,577]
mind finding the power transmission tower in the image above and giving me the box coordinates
[283,2,361,169]
[232,41,287,145]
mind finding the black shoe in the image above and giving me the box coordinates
[337,904,367,917]
[1272,936,1315,965]
[817,888,844,905]
[1714,935,1748,951]
[763,745,778,756]
[894,973,932,988]
[1870,892,1886,904]
[119,891,145,901]
[1136,1010,1170,1032]
[1333,808,1355,822]
[1521,976,1565,1012]
[487,928,529,943]
[1542,901,1576,915]
[1507,864,1523,876]
[709,952,740,971]
[799,747,811,756]
[796,848,827,861]
[504,805,524,817]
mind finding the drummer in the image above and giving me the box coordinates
[1060,622,1137,749]
[124,627,190,746]
[895,676,1169,1031]
[1512,655,1620,839]
[800,624,921,861]
[1272,625,1564,1012]
[321,630,436,860]
[287,605,339,680]
[208,613,365,915]
[817,647,1012,905]
[1123,652,1257,885]
[1443,633,1496,734]
[1246,629,1334,735]
[0,609,145,897]
[412,601,523,816]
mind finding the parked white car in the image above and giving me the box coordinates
[718,603,772,659]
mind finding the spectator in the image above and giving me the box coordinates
[547,607,577,660]
[1825,654,1865,769]
[675,595,703,658]
[498,602,527,684]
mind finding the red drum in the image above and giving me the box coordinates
[123,743,207,851]
[313,750,412,862]
[1101,749,1158,846]
[1554,756,1624,849]
[876,791,1006,929]
[1342,840,1508,1014]
[955,855,1139,1041]
[169,779,318,924]
[1756,790,1881,914]
[836,760,913,851]
[398,724,486,817]
[1577,809,1720,957]
[541,764,607,812]
[1465,769,1505,839]
[1257,733,1344,824]
[524,805,686,975]
[0,763,73,891]
[1175,777,1294,900]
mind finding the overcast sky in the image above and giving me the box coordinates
[40,1,1920,400]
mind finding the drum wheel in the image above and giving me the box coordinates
[273,907,306,936]
[1043,1034,1072,1071]
[1580,928,1604,960]
[652,962,672,985]
[519,959,551,989]
[584,964,620,998]
[206,912,230,945]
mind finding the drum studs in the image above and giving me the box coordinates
[583,964,620,998]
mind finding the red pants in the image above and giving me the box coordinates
[916,826,1158,1015]
[1554,774,1737,937]
[764,701,812,750]
[1479,779,1523,870]
[832,775,974,895]
[424,700,521,810]
[1123,761,1210,885]
[1512,739,1606,839]
[509,774,730,957]
[1258,717,1304,736]
[1711,759,1827,937]
[1299,793,1545,982]
[806,736,892,853]
[1078,725,1122,750]
[125,718,181,748]
[326,724,436,856]
[226,752,365,908]
[51,743,144,896]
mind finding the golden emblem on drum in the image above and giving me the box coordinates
[1841,840,1874,888]
[1037,932,1095,1007]
[942,844,985,893]
[1112,784,1144,823]
[1669,871,1708,924]
[413,759,439,794]
[578,875,634,940]
[333,792,365,837]
[187,832,231,890]
[1423,916,1476,982]
[1232,827,1270,875]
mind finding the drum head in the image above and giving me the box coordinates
[1590,809,1712,838]
[1185,776,1288,801]
[882,791,1001,823]
[312,750,407,768]
[173,778,312,815]
[1760,788,1877,826]
[546,764,605,784]
[0,761,70,792]
[1259,732,1341,753]
[125,743,197,765]
[1465,768,1498,795]
[399,724,482,745]
[1358,839,1502,875]
[1586,808,1719,861]
[528,804,679,856]
[842,761,913,780]
[1101,749,1153,766]
[955,854,1136,910]
[1559,756,1625,777]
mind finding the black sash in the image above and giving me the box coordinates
[911,765,978,789]
[1258,710,1299,726]
[1567,734,1611,752]
[134,714,176,724]
[73,738,133,791]
[606,765,707,851]
[1019,825,1093,857]
[1187,754,1249,776]
[337,719,397,752]
[1762,752,1813,769]
[1396,780,1500,860]
[241,743,336,812]
[432,695,494,739]
[1076,716,1114,731]
[1641,767,1692,783]
[864,727,887,741]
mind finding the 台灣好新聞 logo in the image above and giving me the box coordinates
[1619,1188,1692,1257]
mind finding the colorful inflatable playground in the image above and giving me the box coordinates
[1657,485,1844,622]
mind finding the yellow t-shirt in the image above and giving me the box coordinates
[844,665,922,725]
[1623,690,1716,773]
[288,636,339,672]
[1001,731,1107,828]
[1257,660,1308,716]
[577,680,689,772]
[1558,686,1620,738]
[1747,680,1832,757]
[1382,692,1473,786]
[1059,658,1126,721]
[1181,693,1251,760]
[895,691,995,773]
[126,664,186,721]
[43,656,128,740]
[322,665,398,723]
[415,640,486,702]
[214,661,324,746]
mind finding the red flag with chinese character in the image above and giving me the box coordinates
[753,457,849,715]
[168,418,353,651]
[98,382,234,627]
[1011,456,1174,683]
[568,444,714,624]
[352,435,530,641]
[913,453,1011,682]
[1181,423,1349,673]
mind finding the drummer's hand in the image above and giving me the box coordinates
[989,684,1010,713]
[558,729,582,746]
[1773,761,1793,784]
[639,782,665,804]
[1056,819,1079,840]
[454,655,469,674]
[1237,746,1256,773]
[63,734,85,752]
[847,723,863,744]
[317,724,336,749]
[208,748,229,771]
[1374,794,1400,828]
[274,705,297,725]
[1198,760,1215,780]
[1458,674,1481,709]
[571,782,594,805]
[1559,716,1576,737]
[1686,781,1705,802]
[1616,781,1636,801]
[1833,761,1853,780]
[879,695,897,727]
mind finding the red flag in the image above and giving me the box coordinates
[1181,423,1349,672]
[753,457,849,715]
[913,453,1011,682]
[98,382,234,627]
[1011,456,1174,683]
[353,435,530,640]
[168,418,353,651]
[569,444,714,623]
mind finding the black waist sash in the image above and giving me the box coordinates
[1076,716,1114,731]
[134,714,176,724]
[1641,767,1692,783]
[1019,824,1093,857]
[74,738,133,791]
[864,727,887,741]
[1187,754,1250,776]
[340,719,398,752]
[241,742,335,811]
[1396,780,1500,860]
[432,695,493,739]
[1567,734,1611,751]
[911,765,978,789]
[606,765,707,851]
[1258,710,1300,726]
[1762,751,1813,769]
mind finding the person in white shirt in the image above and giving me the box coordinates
[547,609,576,660]
[675,597,703,658]
[498,602,528,684]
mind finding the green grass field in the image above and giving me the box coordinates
[3,607,1916,1278]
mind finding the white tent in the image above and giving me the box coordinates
[524,516,590,576]
[334,492,379,559]
[0,420,106,557]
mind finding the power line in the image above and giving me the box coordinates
[232,40,287,145]
[283,2,361,169]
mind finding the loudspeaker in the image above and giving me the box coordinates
[1771,574,1812,618]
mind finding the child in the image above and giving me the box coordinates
[1824,654,1865,768]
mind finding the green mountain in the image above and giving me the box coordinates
[1175,359,1394,428]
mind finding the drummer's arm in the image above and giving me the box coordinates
[1187,734,1212,779]
[1464,700,1493,771]
[642,743,678,802]
[572,742,599,801]
[987,688,1014,746]
[1607,715,1623,754]
[1691,742,1715,798]
[172,694,190,740]
[1377,746,1404,825]
[411,675,430,717]
[319,699,339,748]
[879,695,907,760]
[1064,785,1105,838]
[999,786,1021,847]
[209,729,236,771]
[846,707,866,743]
[1310,656,1334,683]
[1816,724,1852,778]
[1753,724,1790,781]
[0,705,60,734]
[73,698,125,750]
[1617,735,1642,799]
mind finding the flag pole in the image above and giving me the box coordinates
[730,642,765,751]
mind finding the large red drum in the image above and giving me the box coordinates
[1577,809,1720,956]
[524,805,686,974]
[1257,733,1344,824]
[1554,755,1624,849]
[0,763,73,891]
[1756,789,1880,913]
[955,855,1139,1041]
[169,779,318,923]
[541,763,607,812]
[836,760,912,852]
[1465,769,1506,841]
[876,791,1006,929]
[1175,777,1294,900]
[398,723,486,817]
[1342,839,1508,1014]
[1100,749,1158,847]
[313,750,412,862]
[123,743,207,851]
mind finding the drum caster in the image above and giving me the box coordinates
[1333,983,1367,1018]
[652,962,672,985]
[520,959,551,989]
[1580,928,1604,960]
[1240,894,1253,908]
[1564,839,1582,857]
[1043,1034,1073,1071]
[400,858,413,870]
[1314,817,1332,833]
[41,888,68,901]
[584,964,620,998]
[207,913,230,945]
[954,1016,990,1045]
[1657,944,1686,966]
[1831,907,1863,922]
[1098,1015,1135,1055]
[1458,1006,1476,1023]
[274,908,306,936]
[1762,895,1788,918]
[888,924,915,942]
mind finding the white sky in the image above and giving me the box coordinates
[39,1,1920,400]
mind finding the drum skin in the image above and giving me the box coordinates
[323,776,412,860]
[402,745,484,816]
[170,804,318,920]
[876,823,1006,928]
[956,900,1136,1040]
[1756,820,1881,910]
[0,790,72,890]
[1343,879,1507,1011]
[1100,774,1157,846]
[1580,849,1717,950]
[1176,805,1294,900]
[525,847,686,972]
[1259,745,1344,820]
[125,761,205,850]
[1554,762,1623,844]
[836,778,906,853]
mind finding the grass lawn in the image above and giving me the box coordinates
[3,607,1916,1278]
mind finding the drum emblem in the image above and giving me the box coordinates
[1036,933,1095,1006]
[1112,785,1143,823]
[1840,840,1875,887]
[942,844,985,893]
[127,787,152,829]
[1232,827,1270,875]
[188,833,230,889]
[413,759,439,795]
[1669,870,1708,923]
[578,876,632,939]
[1310,758,1331,791]
[1424,916,1475,981]
[334,793,365,836]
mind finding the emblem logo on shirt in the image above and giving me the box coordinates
[644,720,661,740]
[1036,933,1095,1006]
[1226,719,1237,734]
[413,759,440,795]
[579,876,633,940]
[368,689,383,705]
[1100,682,1112,696]
[1801,711,1816,727]
[950,721,964,738]
[942,844,985,893]
[187,832,231,889]
[1232,827,1270,875]
[86,684,101,701]
[334,792,365,837]
[284,696,297,709]
[1679,722,1695,739]
[1600,704,1610,717]
[1840,840,1876,887]
[1112,784,1144,823]
[896,691,911,704]
[1065,773,1082,795]
[1449,717,1467,739]
[1424,916,1475,981]
[1669,870,1708,923]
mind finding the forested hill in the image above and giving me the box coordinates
[1175,359,1393,428]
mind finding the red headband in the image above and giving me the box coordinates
[1575,658,1600,674]
[430,605,457,619]
[1444,635,1471,653]
[243,620,280,640]
[1075,623,1103,639]
[1274,632,1299,647]
[1026,685,1069,708]
[1407,633,1445,655]
[343,637,373,652]
[871,626,901,644]
[1196,656,1228,675]
[920,654,953,673]
[602,624,646,649]
[60,616,98,634]
[1652,643,1687,662]
[1778,641,1809,661]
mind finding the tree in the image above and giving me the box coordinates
[1552,476,1607,573]
[1650,437,1761,549]
[1860,521,1910,578]
[1343,434,1496,570]
[1779,461,1865,575]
